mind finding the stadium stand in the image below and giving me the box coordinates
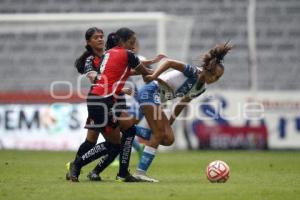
[0,0,299,92]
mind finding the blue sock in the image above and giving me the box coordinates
[135,126,152,140]
[137,146,156,172]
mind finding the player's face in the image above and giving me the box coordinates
[204,64,224,84]
[123,35,137,51]
[87,32,104,51]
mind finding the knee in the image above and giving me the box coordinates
[161,134,175,146]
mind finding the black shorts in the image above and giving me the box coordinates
[84,93,127,133]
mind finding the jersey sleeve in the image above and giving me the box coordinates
[127,51,141,68]
[183,64,198,78]
[84,55,97,74]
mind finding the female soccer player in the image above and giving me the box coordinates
[66,27,105,181]
[132,43,233,182]
[67,27,152,182]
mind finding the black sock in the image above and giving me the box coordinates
[74,141,110,169]
[92,143,120,174]
[73,139,96,168]
[118,125,136,177]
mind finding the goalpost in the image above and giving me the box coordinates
[0,12,194,61]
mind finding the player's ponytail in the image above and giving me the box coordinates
[105,32,120,50]
[202,42,233,70]
[105,27,135,50]
[74,51,90,74]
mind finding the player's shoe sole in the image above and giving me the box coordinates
[116,173,142,182]
[133,173,159,183]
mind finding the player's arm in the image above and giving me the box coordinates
[127,51,152,77]
[77,54,98,83]
[141,54,167,67]
[85,71,97,83]
[130,54,166,76]
[135,63,152,77]
[144,59,186,82]
[169,96,192,125]
[129,67,153,76]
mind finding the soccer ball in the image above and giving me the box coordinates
[206,160,230,183]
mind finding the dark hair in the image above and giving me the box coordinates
[84,27,104,54]
[74,27,103,74]
[85,27,103,41]
[202,42,233,71]
[74,51,90,74]
[105,27,135,50]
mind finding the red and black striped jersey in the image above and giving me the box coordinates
[91,46,140,96]
[74,50,102,74]
[84,54,102,74]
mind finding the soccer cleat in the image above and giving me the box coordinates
[66,161,80,182]
[116,172,141,182]
[133,173,159,183]
[87,171,102,181]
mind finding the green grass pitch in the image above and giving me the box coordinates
[1,150,300,200]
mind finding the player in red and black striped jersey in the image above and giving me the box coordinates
[68,27,152,182]
[67,27,106,182]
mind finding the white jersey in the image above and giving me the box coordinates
[157,64,206,102]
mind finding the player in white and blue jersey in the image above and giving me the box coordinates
[132,43,233,182]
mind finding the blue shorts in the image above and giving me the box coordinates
[137,81,161,106]
[126,97,144,120]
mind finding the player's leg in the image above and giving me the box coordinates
[116,122,141,181]
[118,111,145,156]
[88,111,145,179]
[68,95,121,182]
[161,111,175,146]
[66,129,99,181]
[87,127,121,181]
[68,130,117,182]
[87,111,141,182]
[132,137,144,159]
[134,104,169,182]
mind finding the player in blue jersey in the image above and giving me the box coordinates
[132,42,233,182]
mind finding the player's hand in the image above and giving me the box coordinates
[121,87,134,96]
[143,74,156,83]
[153,54,167,63]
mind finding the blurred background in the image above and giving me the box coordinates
[0,0,299,151]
